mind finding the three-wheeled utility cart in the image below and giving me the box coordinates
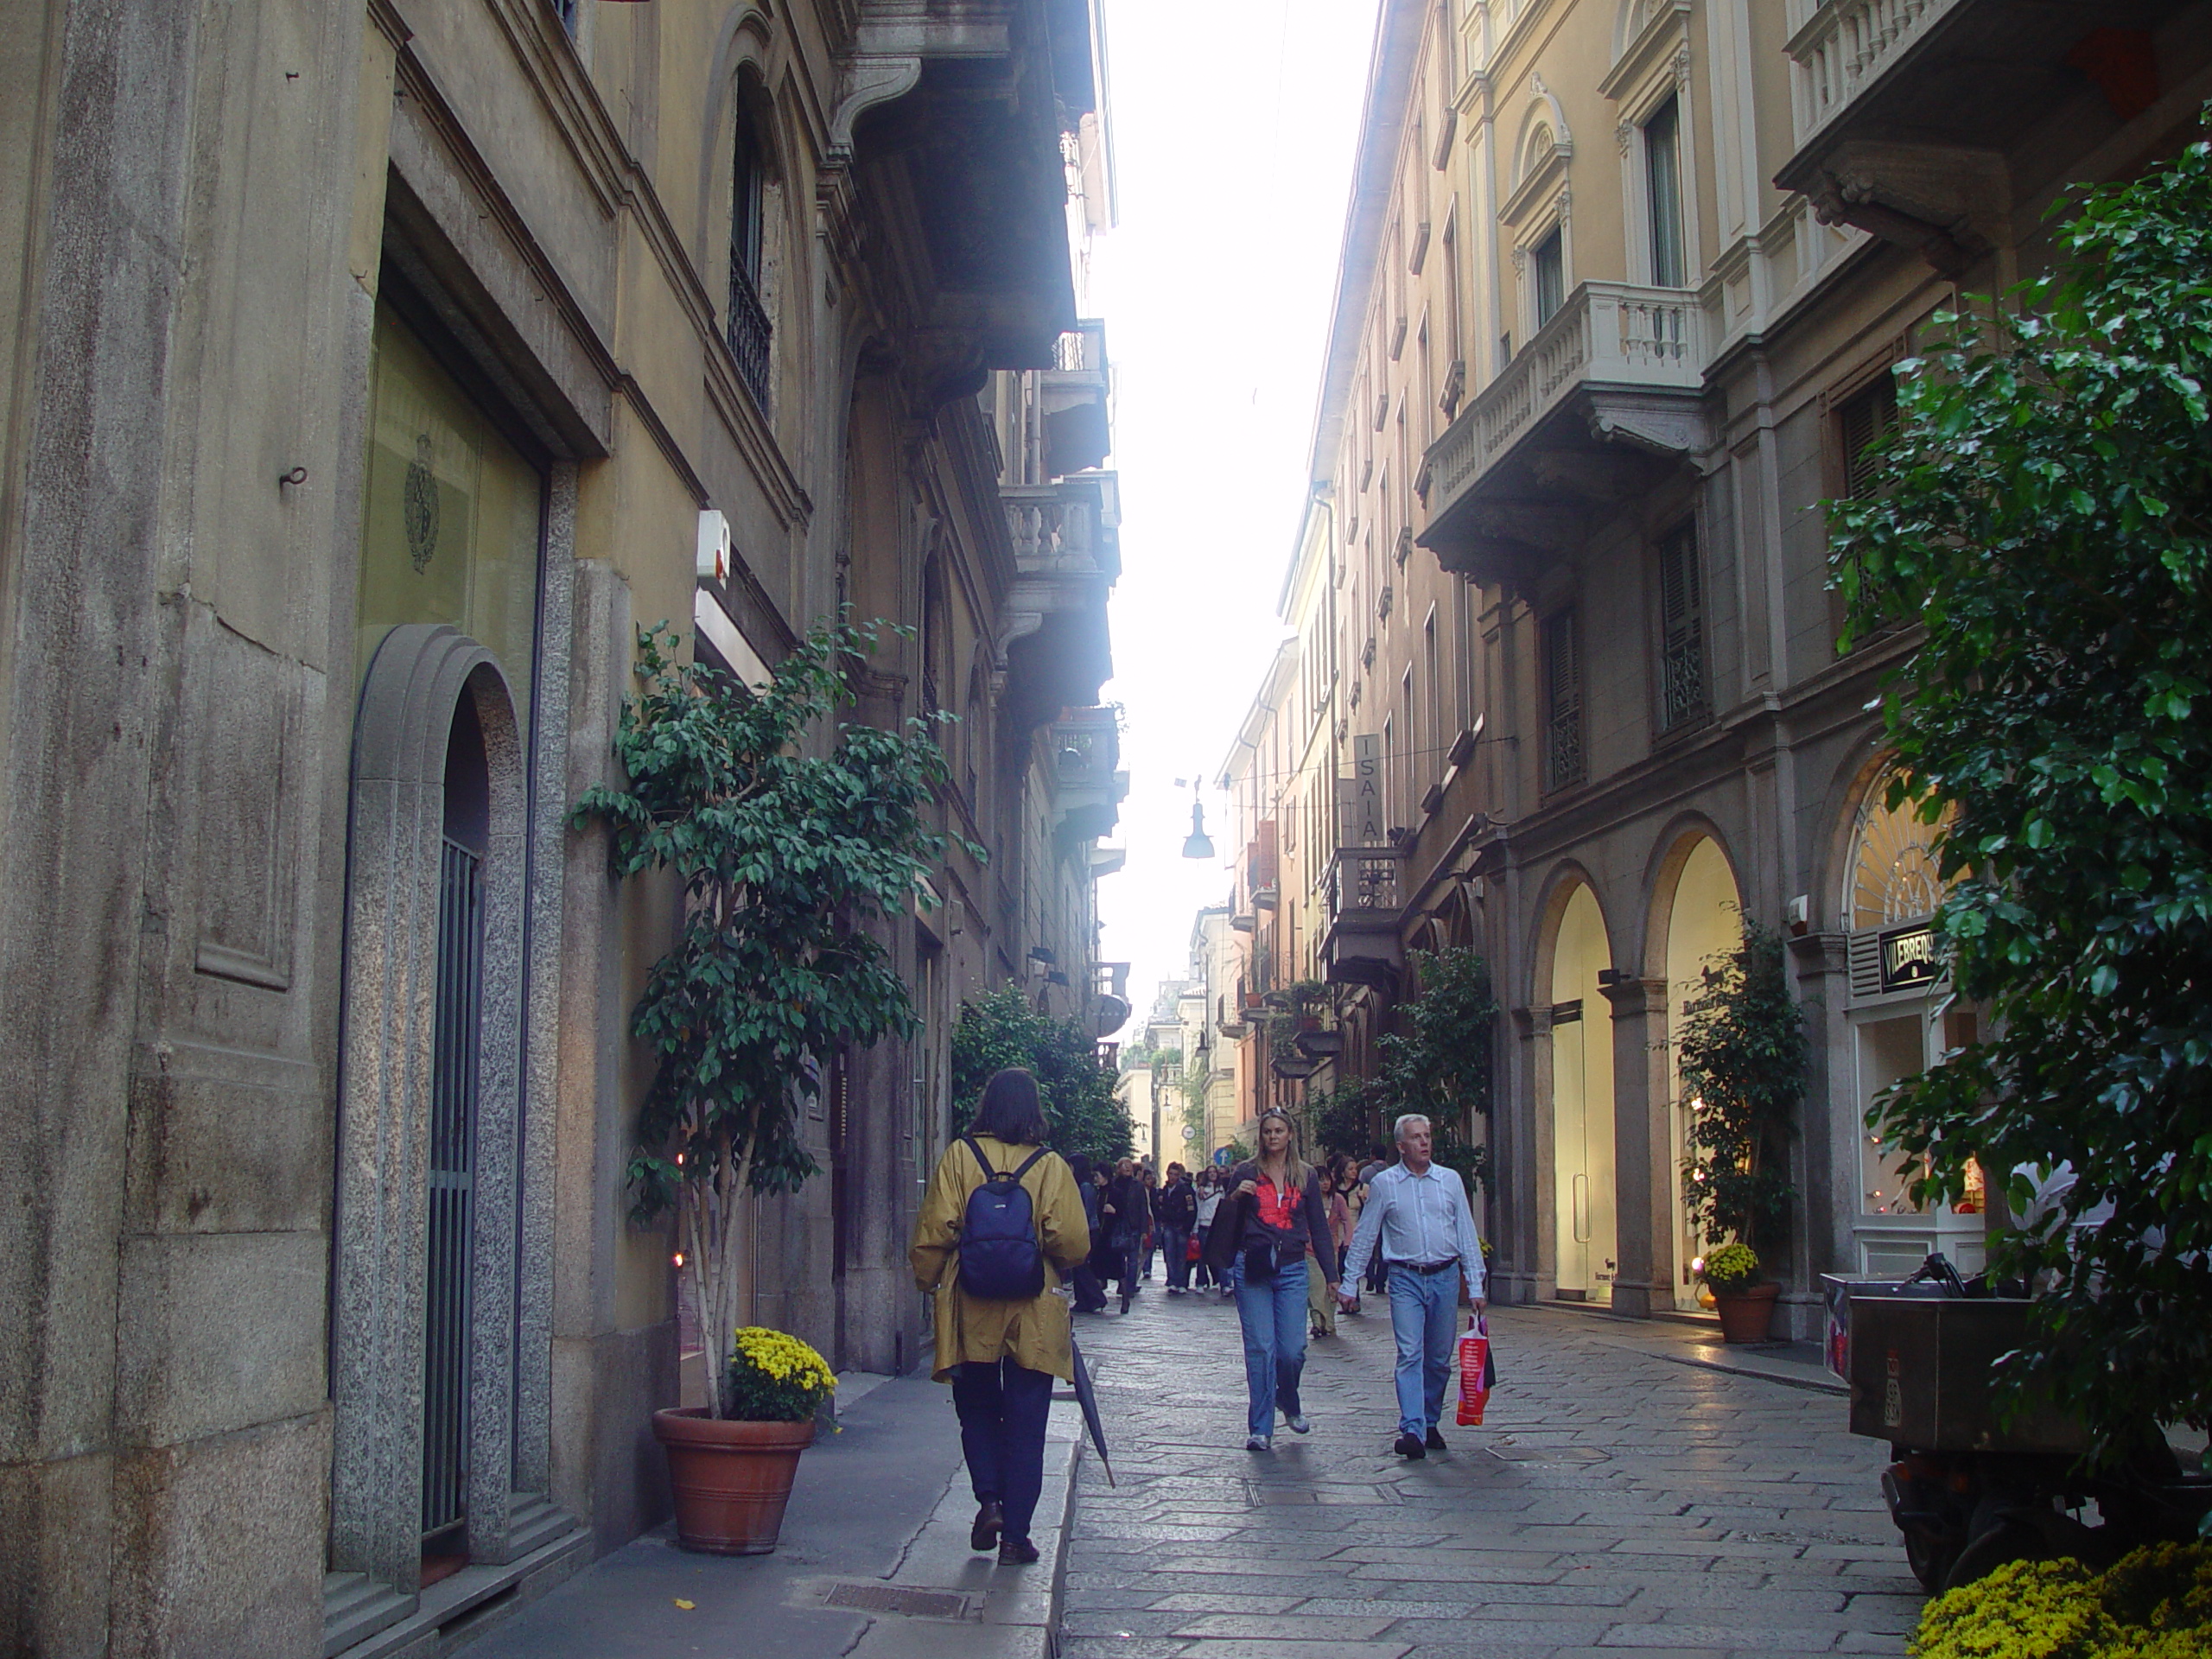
[1835,1261,2212,1592]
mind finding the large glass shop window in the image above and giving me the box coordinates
[1846,776,1986,1273]
[359,299,544,738]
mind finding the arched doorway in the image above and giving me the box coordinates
[1660,836,1741,1299]
[1841,769,1981,1275]
[1549,883,1617,1301]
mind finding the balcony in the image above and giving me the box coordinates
[1416,283,1708,591]
[1001,471,1119,730]
[1048,705,1125,842]
[1042,319,1111,477]
[1319,846,1405,992]
[1774,0,2186,274]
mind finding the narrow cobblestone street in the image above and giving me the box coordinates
[1058,1287,1920,1659]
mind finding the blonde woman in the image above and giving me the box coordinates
[911,1069,1090,1563]
[1203,1109,1338,1450]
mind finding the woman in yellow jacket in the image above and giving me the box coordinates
[910,1069,1090,1565]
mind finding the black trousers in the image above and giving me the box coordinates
[951,1358,1056,1542]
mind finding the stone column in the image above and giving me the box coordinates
[1791,929,1853,1338]
[1602,976,1675,1317]
[1508,1004,1556,1303]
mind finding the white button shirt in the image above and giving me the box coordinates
[1339,1160,1486,1301]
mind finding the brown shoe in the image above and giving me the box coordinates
[997,1536,1040,1566]
[969,1501,1002,1552]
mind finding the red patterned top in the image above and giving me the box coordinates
[1255,1175,1303,1230]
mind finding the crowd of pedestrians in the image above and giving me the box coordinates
[910,1074,1492,1569]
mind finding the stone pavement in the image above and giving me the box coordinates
[1058,1283,1922,1659]
[453,1369,1081,1659]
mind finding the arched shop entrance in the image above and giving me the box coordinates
[1659,836,1742,1301]
[1548,882,1617,1301]
[1843,769,1984,1276]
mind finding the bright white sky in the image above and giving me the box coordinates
[1088,0,1382,1039]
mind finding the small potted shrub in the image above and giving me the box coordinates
[1697,1243,1778,1343]
[653,1326,836,1554]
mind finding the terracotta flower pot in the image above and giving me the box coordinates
[1711,1281,1781,1344]
[652,1408,817,1554]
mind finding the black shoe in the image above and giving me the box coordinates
[1425,1427,1447,1452]
[1119,1291,1133,1313]
[998,1536,1040,1566]
[969,1500,1002,1552]
[1394,1432,1427,1459]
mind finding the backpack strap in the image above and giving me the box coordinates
[961,1135,999,1181]
[1008,1147,1051,1183]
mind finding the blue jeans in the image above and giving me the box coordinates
[1234,1258,1311,1436]
[1159,1224,1191,1288]
[951,1359,1055,1542]
[1386,1263,1459,1438]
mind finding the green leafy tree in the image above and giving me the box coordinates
[1676,920,1805,1259]
[949,988,1135,1166]
[1830,128,2212,1452]
[1370,947,1497,1195]
[573,619,957,1416]
[1296,1079,1378,1162]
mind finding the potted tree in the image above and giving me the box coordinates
[574,618,963,1551]
[1677,920,1806,1343]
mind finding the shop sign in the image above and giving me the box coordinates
[1878,923,1940,994]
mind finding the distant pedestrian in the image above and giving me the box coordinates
[1206,1109,1338,1451]
[1306,1168,1352,1338]
[1141,1166,1162,1279]
[911,1069,1090,1564]
[1156,1163,1198,1294]
[1193,1171,1225,1292]
[1103,1156,1151,1313]
[1337,1114,1487,1459]
[1066,1154,1108,1313]
[1357,1144,1392,1294]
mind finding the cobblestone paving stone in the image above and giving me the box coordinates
[1058,1287,1919,1659]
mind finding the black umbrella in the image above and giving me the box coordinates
[1067,1336,1115,1488]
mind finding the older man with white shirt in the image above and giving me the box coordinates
[1338,1113,1486,1458]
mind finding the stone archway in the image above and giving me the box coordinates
[330,626,529,1605]
[1651,833,1743,1300]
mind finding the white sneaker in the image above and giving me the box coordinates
[1243,1433,1272,1452]
[1282,1413,1311,1434]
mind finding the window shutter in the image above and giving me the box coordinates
[1657,523,1706,731]
[1840,375,1898,499]
[1544,608,1583,791]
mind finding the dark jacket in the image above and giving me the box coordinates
[1155,1176,1197,1230]
[1103,1173,1152,1245]
[1203,1160,1338,1284]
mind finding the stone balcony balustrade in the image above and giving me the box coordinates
[999,470,1119,730]
[1414,281,1709,592]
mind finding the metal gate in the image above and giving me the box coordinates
[423,835,483,1544]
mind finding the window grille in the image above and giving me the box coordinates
[1543,608,1583,791]
[728,120,772,407]
[423,836,484,1543]
[1657,521,1706,731]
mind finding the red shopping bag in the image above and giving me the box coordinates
[1456,1315,1492,1426]
[1185,1233,1201,1262]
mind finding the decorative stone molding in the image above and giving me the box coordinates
[1802,140,2007,276]
[827,54,923,164]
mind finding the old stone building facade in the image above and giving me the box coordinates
[1210,0,2212,1332]
[0,1,1122,1654]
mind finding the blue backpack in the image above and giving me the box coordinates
[957,1137,1052,1300]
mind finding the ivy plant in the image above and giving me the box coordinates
[573,618,961,1416]
[1677,919,1805,1258]
[1829,124,2212,1454]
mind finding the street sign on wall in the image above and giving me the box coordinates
[1338,734,1385,845]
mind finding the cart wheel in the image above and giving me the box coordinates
[1942,1519,2044,1592]
[1904,1529,1958,1594]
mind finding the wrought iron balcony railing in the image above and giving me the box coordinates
[726,257,772,409]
